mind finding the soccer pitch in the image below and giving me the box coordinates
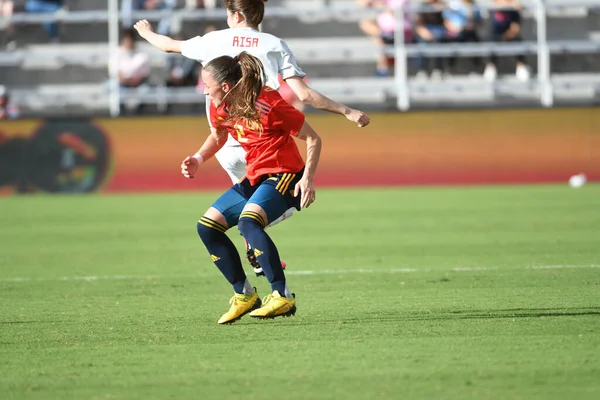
[1,185,599,399]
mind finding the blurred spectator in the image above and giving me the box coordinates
[0,86,20,120]
[165,34,198,87]
[0,1,15,49]
[484,0,530,81]
[443,0,483,75]
[121,0,175,35]
[25,0,63,43]
[186,0,219,8]
[114,28,150,88]
[137,0,175,35]
[415,0,447,79]
[357,0,413,77]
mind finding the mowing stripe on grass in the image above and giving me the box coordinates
[1,264,599,283]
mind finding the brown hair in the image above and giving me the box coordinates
[205,51,265,132]
[222,0,268,26]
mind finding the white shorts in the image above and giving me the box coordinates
[215,135,247,184]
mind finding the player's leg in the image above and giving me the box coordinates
[266,207,295,228]
[213,140,293,274]
[213,139,271,273]
[237,171,303,319]
[246,209,292,276]
[196,184,259,324]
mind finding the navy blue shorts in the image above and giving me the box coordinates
[211,169,304,228]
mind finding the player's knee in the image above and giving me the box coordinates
[196,221,213,242]
[196,218,226,242]
[238,215,264,238]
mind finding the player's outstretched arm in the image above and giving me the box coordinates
[133,19,182,53]
[294,121,322,209]
[285,76,371,128]
[181,129,226,179]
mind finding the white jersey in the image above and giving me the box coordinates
[180,27,306,90]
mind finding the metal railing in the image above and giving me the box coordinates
[394,0,556,110]
[2,0,600,114]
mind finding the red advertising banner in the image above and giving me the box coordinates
[1,108,599,194]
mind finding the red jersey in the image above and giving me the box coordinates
[210,87,306,185]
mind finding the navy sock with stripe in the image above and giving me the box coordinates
[197,217,247,294]
[238,212,287,296]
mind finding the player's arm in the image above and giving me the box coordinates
[285,76,371,128]
[133,19,182,53]
[294,121,322,209]
[181,128,226,179]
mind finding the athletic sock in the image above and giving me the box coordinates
[238,212,289,297]
[197,217,247,294]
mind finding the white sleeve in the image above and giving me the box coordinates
[278,39,306,80]
[180,36,206,62]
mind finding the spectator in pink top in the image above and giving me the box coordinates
[113,28,150,88]
[0,1,14,49]
[358,0,413,77]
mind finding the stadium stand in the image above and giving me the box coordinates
[0,0,600,116]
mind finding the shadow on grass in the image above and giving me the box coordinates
[277,307,600,326]
[0,320,63,325]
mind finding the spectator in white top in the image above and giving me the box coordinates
[115,28,150,88]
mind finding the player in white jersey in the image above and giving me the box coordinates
[134,0,370,181]
[134,0,370,275]
[180,23,307,185]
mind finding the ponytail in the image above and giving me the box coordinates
[205,51,265,132]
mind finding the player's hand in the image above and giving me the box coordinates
[294,177,316,209]
[133,19,154,37]
[345,108,370,128]
[181,156,198,179]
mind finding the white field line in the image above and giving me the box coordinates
[1,264,599,283]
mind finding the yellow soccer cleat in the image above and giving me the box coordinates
[218,290,261,325]
[249,290,296,319]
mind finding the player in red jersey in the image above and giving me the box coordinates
[181,52,322,324]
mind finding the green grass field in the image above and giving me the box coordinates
[1,185,600,400]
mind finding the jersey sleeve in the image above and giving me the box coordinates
[180,36,206,62]
[278,39,306,80]
[268,99,306,137]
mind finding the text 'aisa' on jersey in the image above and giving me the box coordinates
[232,37,260,48]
